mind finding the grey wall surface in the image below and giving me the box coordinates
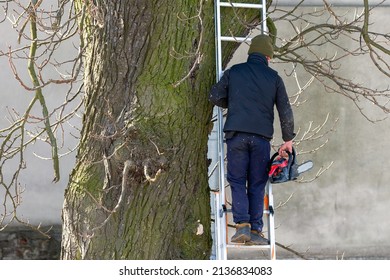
[277,0,388,6]
[0,10,81,225]
[276,6,390,258]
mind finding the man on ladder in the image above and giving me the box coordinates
[209,34,296,246]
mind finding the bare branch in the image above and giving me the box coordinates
[0,0,83,230]
[270,1,390,119]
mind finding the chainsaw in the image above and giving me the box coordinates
[268,147,313,184]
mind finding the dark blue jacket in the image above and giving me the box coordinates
[209,53,295,141]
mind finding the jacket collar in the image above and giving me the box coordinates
[247,53,268,66]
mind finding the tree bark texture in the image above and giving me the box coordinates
[61,0,258,259]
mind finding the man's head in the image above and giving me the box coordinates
[248,34,274,59]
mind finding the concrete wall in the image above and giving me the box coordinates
[0,3,81,225]
[276,5,390,258]
[0,226,61,260]
[277,0,386,6]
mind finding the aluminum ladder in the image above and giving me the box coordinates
[209,0,276,260]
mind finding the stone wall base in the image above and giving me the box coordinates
[0,225,61,260]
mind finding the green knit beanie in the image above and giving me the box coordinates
[248,34,274,58]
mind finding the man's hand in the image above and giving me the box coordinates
[279,140,293,158]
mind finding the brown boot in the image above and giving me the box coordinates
[231,223,251,243]
[246,230,269,245]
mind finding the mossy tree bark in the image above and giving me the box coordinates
[61,0,259,259]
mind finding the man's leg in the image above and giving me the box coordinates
[226,133,250,224]
[247,136,270,232]
[226,133,250,242]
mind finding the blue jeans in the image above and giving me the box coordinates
[226,132,270,232]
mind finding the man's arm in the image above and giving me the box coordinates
[275,76,295,156]
[208,70,229,108]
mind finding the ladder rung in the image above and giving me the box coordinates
[219,2,264,9]
[227,244,271,249]
[220,36,252,42]
[222,208,271,214]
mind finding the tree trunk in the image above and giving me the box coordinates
[61,0,258,259]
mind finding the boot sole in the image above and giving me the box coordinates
[246,235,269,246]
[231,234,251,243]
[245,240,270,246]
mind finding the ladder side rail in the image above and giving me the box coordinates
[260,0,273,259]
[215,0,223,78]
[267,182,276,260]
[215,190,228,260]
[261,0,267,33]
[214,0,228,260]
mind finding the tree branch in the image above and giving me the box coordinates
[27,1,60,182]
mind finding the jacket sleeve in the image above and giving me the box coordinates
[275,75,296,141]
[208,70,229,108]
